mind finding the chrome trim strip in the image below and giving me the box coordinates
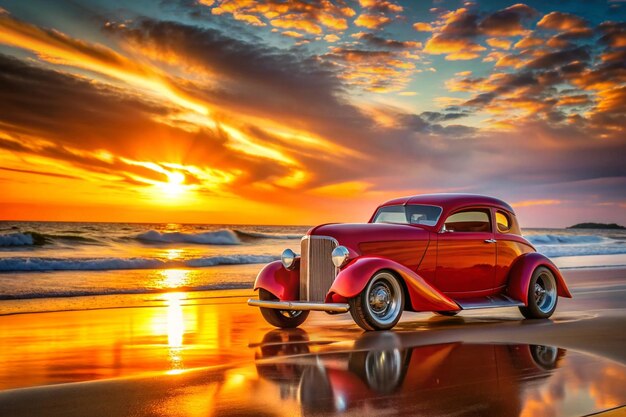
[247,298,350,312]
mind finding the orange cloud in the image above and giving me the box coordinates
[423,4,537,60]
[413,22,433,32]
[324,47,418,92]
[281,30,304,38]
[537,11,588,31]
[359,0,402,13]
[557,94,591,107]
[593,86,626,115]
[270,17,322,35]
[424,36,486,60]
[514,35,544,49]
[486,37,512,50]
[207,0,353,33]
[512,199,561,208]
[354,13,391,29]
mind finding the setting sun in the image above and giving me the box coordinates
[161,171,186,198]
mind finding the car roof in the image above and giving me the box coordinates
[377,193,515,214]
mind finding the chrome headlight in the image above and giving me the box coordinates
[331,246,350,268]
[281,248,297,269]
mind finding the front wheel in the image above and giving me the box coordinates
[349,271,404,331]
[259,289,309,328]
[519,267,558,319]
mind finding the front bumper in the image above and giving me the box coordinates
[247,298,350,313]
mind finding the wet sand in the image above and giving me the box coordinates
[0,267,625,416]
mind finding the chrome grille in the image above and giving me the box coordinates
[300,236,338,302]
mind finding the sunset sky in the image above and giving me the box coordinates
[0,0,624,226]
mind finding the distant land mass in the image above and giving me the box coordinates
[568,223,625,229]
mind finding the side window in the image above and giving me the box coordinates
[444,209,491,233]
[496,211,510,233]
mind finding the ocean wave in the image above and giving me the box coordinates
[526,234,611,245]
[0,282,254,301]
[525,234,626,257]
[535,245,626,258]
[235,230,302,240]
[135,229,240,245]
[0,254,278,272]
[0,231,101,247]
[0,233,36,246]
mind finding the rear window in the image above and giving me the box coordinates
[373,204,442,226]
[496,211,510,232]
[443,209,491,232]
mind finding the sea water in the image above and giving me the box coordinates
[0,222,625,303]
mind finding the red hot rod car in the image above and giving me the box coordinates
[248,194,572,331]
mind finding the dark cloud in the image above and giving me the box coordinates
[597,21,626,48]
[420,111,468,122]
[399,113,474,136]
[525,46,591,70]
[425,4,537,59]
[105,18,341,103]
[352,32,420,49]
[478,3,537,36]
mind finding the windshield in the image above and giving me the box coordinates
[372,204,442,226]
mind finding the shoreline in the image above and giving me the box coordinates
[1,264,625,316]
[0,266,624,416]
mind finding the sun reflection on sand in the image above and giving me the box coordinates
[164,292,185,372]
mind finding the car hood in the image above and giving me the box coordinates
[309,223,430,247]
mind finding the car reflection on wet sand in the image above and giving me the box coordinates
[255,330,626,417]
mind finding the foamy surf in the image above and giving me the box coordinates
[0,282,255,300]
[135,229,241,245]
[525,234,626,257]
[0,254,278,272]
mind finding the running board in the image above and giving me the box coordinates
[455,294,524,310]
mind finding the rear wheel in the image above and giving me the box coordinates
[519,267,558,319]
[349,271,404,331]
[259,289,309,328]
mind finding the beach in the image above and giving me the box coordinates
[0,266,625,416]
[2,0,625,414]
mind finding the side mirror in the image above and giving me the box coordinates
[440,224,452,233]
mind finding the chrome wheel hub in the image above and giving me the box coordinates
[535,273,557,314]
[535,283,546,304]
[364,272,403,326]
[369,285,391,313]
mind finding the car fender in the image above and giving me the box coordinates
[253,260,300,301]
[326,256,460,312]
[506,252,572,304]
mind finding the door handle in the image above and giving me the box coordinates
[484,239,497,243]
